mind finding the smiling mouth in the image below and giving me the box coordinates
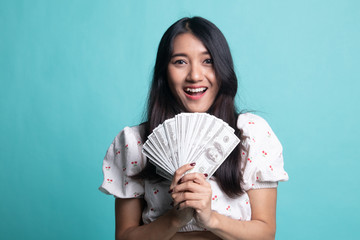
[184,87,207,96]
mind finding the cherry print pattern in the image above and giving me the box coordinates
[262,150,268,157]
[212,194,219,202]
[269,165,274,171]
[248,121,255,124]
[105,166,111,170]
[107,178,113,183]
[137,140,142,146]
[226,205,231,211]
[124,144,129,150]
[116,150,121,155]
[267,131,271,137]
[131,161,138,167]
[247,157,252,163]
[133,192,140,197]
[153,188,159,195]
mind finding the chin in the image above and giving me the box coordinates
[185,106,210,113]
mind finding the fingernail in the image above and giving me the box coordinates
[190,162,196,166]
[168,189,173,193]
[204,173,208,178]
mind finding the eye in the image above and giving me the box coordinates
[204,58,213,64]
[174,59,186,64]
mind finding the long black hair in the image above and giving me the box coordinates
[135,16,244,198]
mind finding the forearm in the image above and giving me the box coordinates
[117,209,182,240]
[207,211,275,240]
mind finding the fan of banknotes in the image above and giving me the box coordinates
[142,113,240,181]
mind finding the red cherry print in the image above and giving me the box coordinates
[256,176,259,180]
[262,150,268,157]
[242,151,245,155]
[123,167,126,171]
[116,150,120,155]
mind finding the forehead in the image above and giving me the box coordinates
[172,33,208,54]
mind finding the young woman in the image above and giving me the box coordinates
[99,17,288,240]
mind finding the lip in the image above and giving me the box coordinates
[183,86,207,100]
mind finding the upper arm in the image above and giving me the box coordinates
[115,198,144,239]
[247,188,277,233]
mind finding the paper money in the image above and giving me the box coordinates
[142,113,240,181]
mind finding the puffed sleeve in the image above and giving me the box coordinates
[98,125,146,198]
[238,113,289,191]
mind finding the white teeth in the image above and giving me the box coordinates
[185,87,207,93]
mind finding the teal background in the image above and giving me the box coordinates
[1,0,359,239]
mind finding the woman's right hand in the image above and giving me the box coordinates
[168,163,196,228]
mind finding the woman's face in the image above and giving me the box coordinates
[167,33,219,113]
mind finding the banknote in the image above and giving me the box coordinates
[142,113,240,179]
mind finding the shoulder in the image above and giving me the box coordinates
[111,124,146,147]
[237,113,273,136]
[237,113,280,148]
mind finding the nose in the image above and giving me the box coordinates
[187,63,203,82]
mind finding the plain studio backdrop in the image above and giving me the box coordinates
[1,0,359,239]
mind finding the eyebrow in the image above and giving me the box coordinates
[171,51,210,58]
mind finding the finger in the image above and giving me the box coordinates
[172,191,208,205]
[179,172,208,185]
[177,199,210,212]
[173,180,210,195]
[169,163,196,191]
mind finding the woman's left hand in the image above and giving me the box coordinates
[171,172,213,228]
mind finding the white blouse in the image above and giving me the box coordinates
[99,113,289,232]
